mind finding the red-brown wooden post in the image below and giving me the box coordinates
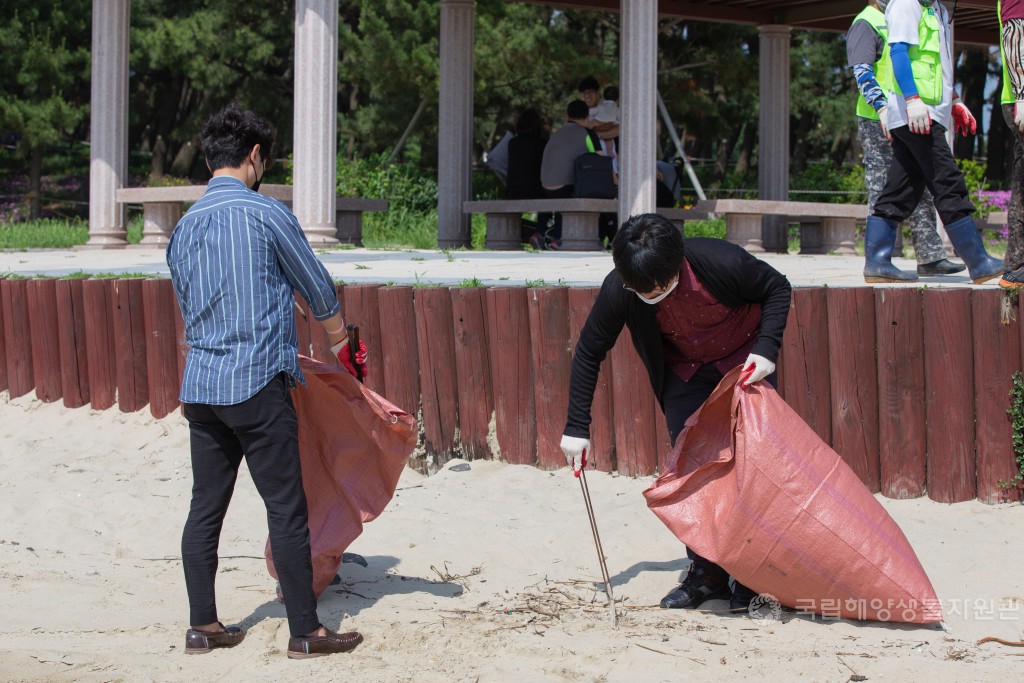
[974,290,1022,503]
[377,286,420,418]
[609,329,658,477]
[528,287,572,470]
[874,288,926,498]
[27,279,62,403]
[415,287,459,467]
[2,279,34,398]
[56,279,90,408]
[344,285,385,396]
[486,287,536,466]
[827,287,880,491]
[83,279,116,410]
[780,288,831,444]
[923,289,975,502]
[142,279,181,419]
[0,278,7,392]
[451,287,494,460]
[567,287,615,472]
[113,279,149,412]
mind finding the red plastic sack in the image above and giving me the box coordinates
[265,356,417,596]
[643,367,942,623]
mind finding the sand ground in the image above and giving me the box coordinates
[0,391,1022,683]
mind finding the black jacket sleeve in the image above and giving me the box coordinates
[563,271,629,439]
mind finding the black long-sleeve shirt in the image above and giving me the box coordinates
[563,237,792,439]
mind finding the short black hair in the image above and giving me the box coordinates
[199,103,277,172]
[611,214,685,293]
[515,108,543,136]
[566,99,590,120]
[578,75,600,92]
[603,85,619,101]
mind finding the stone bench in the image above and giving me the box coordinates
[115,183,387,247]
[694,199,867,255]
[462,198,710,250]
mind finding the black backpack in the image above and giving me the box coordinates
[572,153,617,199]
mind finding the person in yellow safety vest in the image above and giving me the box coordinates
[847,0,965,276]
[998,0,1024,288]
[865,0,1003,284]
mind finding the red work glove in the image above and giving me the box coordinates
[331,336,368,379]
[952,102,977,137]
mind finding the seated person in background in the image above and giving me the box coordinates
[578,75,602,119]
[540,99,601,250]
[506,108,551,248]
[592,85,620,142]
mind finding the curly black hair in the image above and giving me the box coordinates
[198,103,276,172]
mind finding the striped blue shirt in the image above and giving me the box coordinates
[166,176,340,405]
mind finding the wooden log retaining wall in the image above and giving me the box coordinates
[0,277,1020,504]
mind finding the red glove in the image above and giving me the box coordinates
[952,102,976,137]
[331,336,368,379]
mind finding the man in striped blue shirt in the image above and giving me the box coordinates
[167,104,365,659]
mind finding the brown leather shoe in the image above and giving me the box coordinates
[287,627,363,659]
[184,623,245,654]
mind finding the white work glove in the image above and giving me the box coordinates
[1015,101,1024,132]
[560,434,590,472]
[904,96,931,135]
[877,105,890,140]
[741,353,775,387]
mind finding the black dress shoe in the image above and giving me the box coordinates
[185,623,245,654]
[917,258,966,275]
[659,564,730,609]
[287,627,363,659]
[730,582,758,611]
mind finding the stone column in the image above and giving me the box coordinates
[619,0,657,222]
[294,0,339,245]
[758,25,791,253]
[437,0,474,248]
[85,0,130,249]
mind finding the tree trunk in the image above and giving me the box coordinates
[954,46,987,160]
[29,145,43,220]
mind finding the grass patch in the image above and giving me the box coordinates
[0,216,144,249]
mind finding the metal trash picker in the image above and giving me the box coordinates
[574,448,617,628]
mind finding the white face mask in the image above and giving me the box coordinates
[634,277,678,305]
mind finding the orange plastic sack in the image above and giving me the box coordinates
[265,356,417,596]
[643,367,942,623]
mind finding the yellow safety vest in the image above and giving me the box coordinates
[893,3,943,105]
[1000,1,1015,104]
[854,6,896,120]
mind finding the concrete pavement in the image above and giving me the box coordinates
[0,246,1000,289]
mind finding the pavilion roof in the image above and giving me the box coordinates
[513,1,1000,45]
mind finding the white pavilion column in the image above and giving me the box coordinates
[294,0,339,245]
[758,25,791,253]
[85,0,129,249]
[619,0,658,221]
[437,0,474,248]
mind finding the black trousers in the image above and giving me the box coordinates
[661,363,777,578]
[872,123,975,225]
[181,373,319,637]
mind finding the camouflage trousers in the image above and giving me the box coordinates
[859,117,946,264]
[1002,103,1024,272]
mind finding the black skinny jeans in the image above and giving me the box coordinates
[181,373,320,636]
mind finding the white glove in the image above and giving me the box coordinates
[560,434,590,471]
[905,96,931,135]
[741,353,775,387]
[1016,101,1024,132]
[877,105,890,140]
